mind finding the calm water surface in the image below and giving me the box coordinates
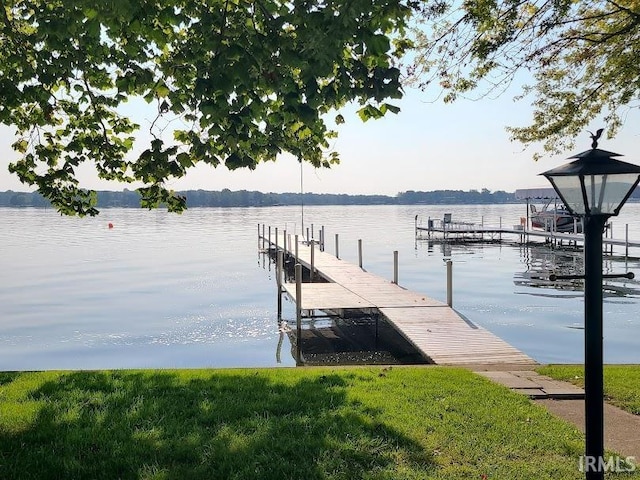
[1,204,639,370]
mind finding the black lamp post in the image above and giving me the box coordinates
[541,140,640,480]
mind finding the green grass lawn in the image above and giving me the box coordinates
[0,367,635,479]
[538,364,640,416]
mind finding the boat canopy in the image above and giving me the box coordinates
[514,187,558,200]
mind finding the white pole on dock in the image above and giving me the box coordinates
[358,239,363,269]
[295,234,299,262]
[268,226,271,248]
[321,226,325,251]
[393,250,398,284]
[277,251,283,319]
[262,224,265,249]
[295,263,302,365]
[310,239,315,282]
[306,227,310,242]
[283,229,287,254]
[447,260,453,307]
[258,223,261,249]
[288,234,292,255]
[335,234,339,259]
[610,222,614,255]
[626,224,629,258]
[311,223,314,240]
[275,227,279,253]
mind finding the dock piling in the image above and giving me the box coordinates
[310,239,315,282]
[275,227,279,253]
[358,239,363,269]
[335,234,339,259]
[283,229,287,254]
[268,226,271,248]
[447,260,453,307]
[393,250,398,284]
[321,226,325,251]
[626,224,629,258]
[295,263,302,365]
[277,251,283,319]
[295,234,299,262]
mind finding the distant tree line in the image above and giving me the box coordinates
[1,187,638,209]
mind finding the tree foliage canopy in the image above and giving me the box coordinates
[0,0,412,215]
[409,0,640,158]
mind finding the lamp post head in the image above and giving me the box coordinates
[540,142,640,217]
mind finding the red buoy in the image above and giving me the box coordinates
[108,223,114,229]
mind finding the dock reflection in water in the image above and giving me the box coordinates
[514,243,640,299]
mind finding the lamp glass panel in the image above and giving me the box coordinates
[583,173,640,215]
[548,175,586,215]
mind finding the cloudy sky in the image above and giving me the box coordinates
[1,85,638,196]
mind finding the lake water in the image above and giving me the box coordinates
[1,204,639,370]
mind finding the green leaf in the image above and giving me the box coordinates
[366,34,391,55]
[381,103,401,114]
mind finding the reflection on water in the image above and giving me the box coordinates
[514,243,640,299]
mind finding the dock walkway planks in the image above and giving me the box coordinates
[263,233,535,365]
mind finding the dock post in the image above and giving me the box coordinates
[321,226,325,251]
[288,234,292,256]
[310,239,315,282]
[393,250,398,284]
[311,223,314,240]
[262,224,265,249]
[258,223,260,249]
[283,229,287,254]
[626,224,629,259]
[358,239,363,269]
[447,260,453,307]
[499,217,502,242]
[268,226,271,249]
[335,234,339,259]
[306,227,310,243]
[275,227,279,254]
[295,263,302,365]
[277,251,283,319]
[610,222,614,255]
[295,234,299,262]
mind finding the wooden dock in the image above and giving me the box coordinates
[260,230,535,366]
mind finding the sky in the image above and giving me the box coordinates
[1,86,639,196]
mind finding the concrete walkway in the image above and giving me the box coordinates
[471,367,640,459]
